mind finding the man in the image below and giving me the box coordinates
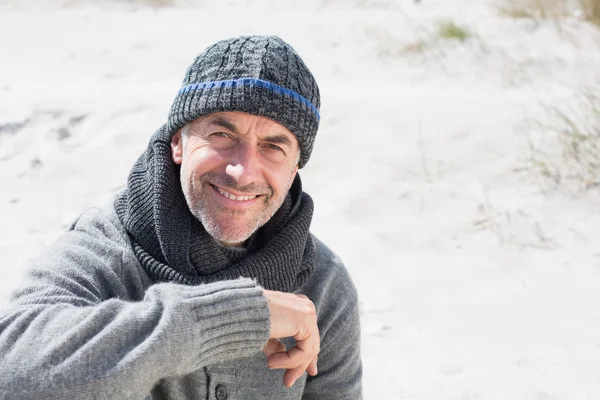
[0,35,362,399]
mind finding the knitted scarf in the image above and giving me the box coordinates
[114,125,315,293]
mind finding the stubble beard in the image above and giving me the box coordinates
[180,166,286,245]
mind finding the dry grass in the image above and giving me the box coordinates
[499,0,568,20]
[527,85,600,190]
[499,0,600,24]
[138,0,176,7]
[581,0,600,24]
[365,19,474,60]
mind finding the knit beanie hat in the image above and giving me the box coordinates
[167,35,321,168]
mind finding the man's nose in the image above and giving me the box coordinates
[225,144,260,186]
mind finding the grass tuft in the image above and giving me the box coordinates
[527,85,600,189]
[437,20,472,42]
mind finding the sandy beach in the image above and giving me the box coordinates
[1,0,600,398]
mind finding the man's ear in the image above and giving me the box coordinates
[171,130,183,165]
[288,165,299,189]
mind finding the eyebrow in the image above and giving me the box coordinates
[208,116,294,148]
[262,134,293,148]
[208,117,239,134]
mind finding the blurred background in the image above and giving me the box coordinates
[1,0,599,398]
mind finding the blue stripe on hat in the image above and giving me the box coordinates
[178,78,320,121]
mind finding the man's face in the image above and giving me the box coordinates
[171,111,300,246]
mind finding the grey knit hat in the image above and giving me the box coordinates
[167,35,321,168]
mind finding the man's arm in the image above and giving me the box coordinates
[0,224,271,400]
[0,227,269,399]
[0,208,320,399]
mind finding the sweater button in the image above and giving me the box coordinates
[215,384,228,400]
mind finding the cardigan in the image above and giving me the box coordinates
[0,200,362,399]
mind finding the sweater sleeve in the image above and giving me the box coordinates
[0,213,270,400]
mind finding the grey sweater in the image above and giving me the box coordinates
[0,202,362,399]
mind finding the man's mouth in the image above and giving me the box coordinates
[210,184,259,202]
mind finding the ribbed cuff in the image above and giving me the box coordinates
[184,278,270,366]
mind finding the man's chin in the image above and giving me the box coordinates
[209,230,254,246]
[200,217,257,245]
[190,204,269,244]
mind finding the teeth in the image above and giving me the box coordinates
[215,186,257,201]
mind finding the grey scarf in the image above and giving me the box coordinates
[114,125,315,293]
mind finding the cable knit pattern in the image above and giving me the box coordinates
[167,35,320,168]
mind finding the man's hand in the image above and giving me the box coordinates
[262,290,320,388]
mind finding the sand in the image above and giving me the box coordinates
[1,0,600,398]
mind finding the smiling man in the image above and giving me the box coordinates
[175,113,300,247]
[0,36,362,399]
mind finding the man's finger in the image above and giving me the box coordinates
[267,346,314,370]
[283,362,310,388]
[306,356,318,376]
[263,338,285,357]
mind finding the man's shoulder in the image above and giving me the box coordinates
[10,196,142,305]
[303,234,358,309]
[68,195,130,248]
[310,235,355,288]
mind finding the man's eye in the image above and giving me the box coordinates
[267,144,284,153]
[211,132,230,139]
